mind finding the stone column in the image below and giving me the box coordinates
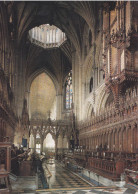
[113,130,115,151]
[6,145,10,172]
[49,29,50,45]
[72,49,83,120]
[133,124,137,152]
[56,94,63,120]
[52,29,53,43]
[116,130,119,151]
[4,51,10,77]
[55,136,58,159]
[25,91,30,112]
[33,134,36,153]
[121,129,123,151]
[95,135,98,149]
[94,136,96,149]
[91,136,93,150]
[72,49,77,118]
[131,126,134,152]
[45,27,47,43]
[40,136,43,154]
[14,49,25,117]
[101,134,103,148]
[126,127,128,152]
[108,132,111,151]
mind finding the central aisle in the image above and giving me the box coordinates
[45,159,92,189]
[36,159,132,194]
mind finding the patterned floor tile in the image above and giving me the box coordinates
[46,161,92,190]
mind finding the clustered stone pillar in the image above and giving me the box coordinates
[55,136,58,159]
[40,136,44,154]
[56,94,63,120]
[33,134,36,153]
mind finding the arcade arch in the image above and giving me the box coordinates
[29,72,56,120]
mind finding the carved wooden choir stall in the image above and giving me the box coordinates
[0,141,12,193]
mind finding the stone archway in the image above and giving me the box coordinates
[25,68,59,118]
[29,72,56,120]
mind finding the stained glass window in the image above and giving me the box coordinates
[65,71,72,109]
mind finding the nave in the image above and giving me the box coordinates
[0,1,138,193]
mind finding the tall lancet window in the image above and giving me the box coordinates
[65,71,72,109]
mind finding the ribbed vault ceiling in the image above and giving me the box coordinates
[12,1,101,86]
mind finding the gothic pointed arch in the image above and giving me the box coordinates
[28,70,57,120]
[26,67,59,95]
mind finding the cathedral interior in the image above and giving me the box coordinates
[0,1,138,194]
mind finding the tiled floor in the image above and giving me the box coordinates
[46,160,92,189]
[12,188,138,194]
[11,176,37,193]
[36,188,138,194]
[11,159,138,194]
